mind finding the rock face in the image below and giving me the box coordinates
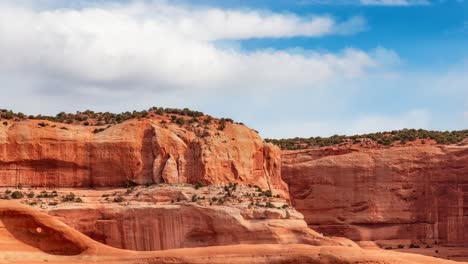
[0,118,287,196]
[0,201,459,264]
[48,204,349,251]
[282,145,468,246]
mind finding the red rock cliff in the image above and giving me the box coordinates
[282,145,468,246]
[0,118,287,196]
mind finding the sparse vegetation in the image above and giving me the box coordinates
[0,107,206,126]
[266,129,468,150]
[216,118,232,131]
[37,190,58,199]
[175,117,185,125]
[11,191,24,199]
[62,192,76,202]
[93,128,106,133]
[194,182,203,190]
[113,195,125,203]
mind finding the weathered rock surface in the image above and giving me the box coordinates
[6,184,345,252]
[49,204,347,251]
[282,144,468,246]
[0,118,287,196]
[0,201,459,264]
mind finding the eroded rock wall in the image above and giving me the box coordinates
[282,145,468,246]
[0,119,287,196]
[48,205,345,251]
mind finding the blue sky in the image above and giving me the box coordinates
[0,0,467,138]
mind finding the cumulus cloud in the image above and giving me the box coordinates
[0,0,377,97]
[360,0,430,5]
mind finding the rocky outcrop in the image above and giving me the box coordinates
[282,145,468,246]
[48,204,350,251]
[0,201,459,264]
[0,118,287,196]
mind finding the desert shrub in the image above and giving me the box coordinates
[27,191,35,198]
[265,202,275,208]
[126,186,135,194]
[93,128,105,133]
[409,244,420,249]
[397,244,404,249]
[62,192,76,202]
[48,202,58,206]
[194,182,203,190]
[11,191,24,199]
[266,129,468,150]
[176,117,185,125]
[124,181,137,189]
[113,196,125,203]
[217,120,226,131]
[191,195,199,202]
[37,190,56,198]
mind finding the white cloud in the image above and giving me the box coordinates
[360,0,430,6]
[298,0,430,5]
[0,0,377,97]
[129,3,367,40]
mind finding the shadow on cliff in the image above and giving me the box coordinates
[1,210,86,255]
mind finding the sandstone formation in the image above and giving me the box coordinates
[282,144,468,247]
[2,184,348,252]
[0,118,287,197]
[0,201,460,264]
[49,204,342,251]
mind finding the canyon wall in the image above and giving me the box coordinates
[0,119,287,196]
[282,145,468,246]
[48,204,349,251]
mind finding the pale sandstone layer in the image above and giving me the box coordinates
[0,201,460,264]
[282,144,468,246]
[0,118,287,197]
[4,184,350,251]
